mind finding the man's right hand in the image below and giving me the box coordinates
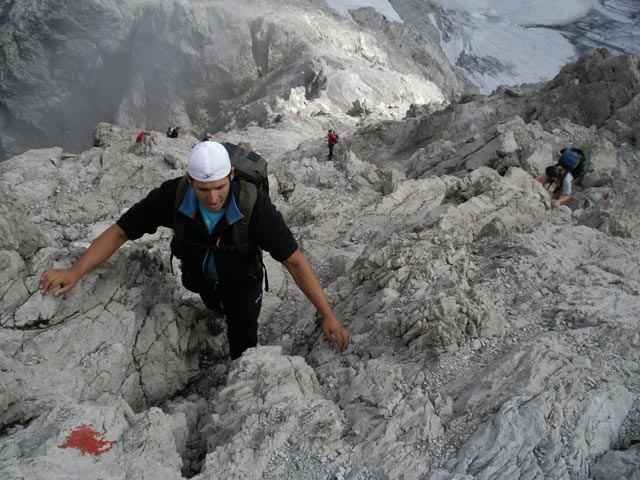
[40,269,81,296]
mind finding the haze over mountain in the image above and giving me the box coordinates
[1,0,639,162]
[1,1,640,479]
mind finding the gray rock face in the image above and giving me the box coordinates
[591,443,640,480]
[0,0,457,162]
[1,25,639,480]
[0,398,185,480]
[0,1,136,161]
[196,347,345,479]
[526,49,640,130]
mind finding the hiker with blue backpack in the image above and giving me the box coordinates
[535,147,586,208]
[40,141,350,359]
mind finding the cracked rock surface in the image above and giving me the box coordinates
[0,26,639,480]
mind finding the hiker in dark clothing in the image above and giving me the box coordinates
[327,129,339,159]
[167,126,181,138]
[40,141,350,359]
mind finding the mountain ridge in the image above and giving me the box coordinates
[1,2,640,478]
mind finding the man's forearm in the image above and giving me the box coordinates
[282,249,333,316]
[72,224,128,277]
[281,248,350,351]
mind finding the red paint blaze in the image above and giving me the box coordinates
[58,424,117,456]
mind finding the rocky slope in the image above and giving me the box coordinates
[0,0,463,162]
[1,47,639,479]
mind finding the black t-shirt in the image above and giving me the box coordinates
[117,177,298,284]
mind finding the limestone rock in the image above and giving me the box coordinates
[1,31,639,480]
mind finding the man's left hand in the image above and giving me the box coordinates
[321,315,350,352]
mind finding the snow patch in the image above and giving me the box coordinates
[430,0,599,25]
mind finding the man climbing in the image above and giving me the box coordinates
[40,141,350,360]
[167,126,181,138]
[134,131,155,155]
[327,129,339,159]
[535,148,585,208]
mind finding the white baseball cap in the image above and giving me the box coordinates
[187,141,231,182]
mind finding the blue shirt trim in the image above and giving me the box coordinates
[177,184,244,224]
[178,185,199,219]
[225,193,244,225]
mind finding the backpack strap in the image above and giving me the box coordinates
[232,178,269,291]
[232,178,256,253]
[170,176,190,274]
[171,175,269,291]
[174,175,190,211]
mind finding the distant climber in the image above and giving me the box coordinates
[202,132,213,142]
[134,131,155,155]
[167,126,181,138]
[327,129,339,159]
[535,147,586,208]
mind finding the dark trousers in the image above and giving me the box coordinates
[328,143,335,158]
[197,276,263,360]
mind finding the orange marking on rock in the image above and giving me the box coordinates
[58,423,117,456]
